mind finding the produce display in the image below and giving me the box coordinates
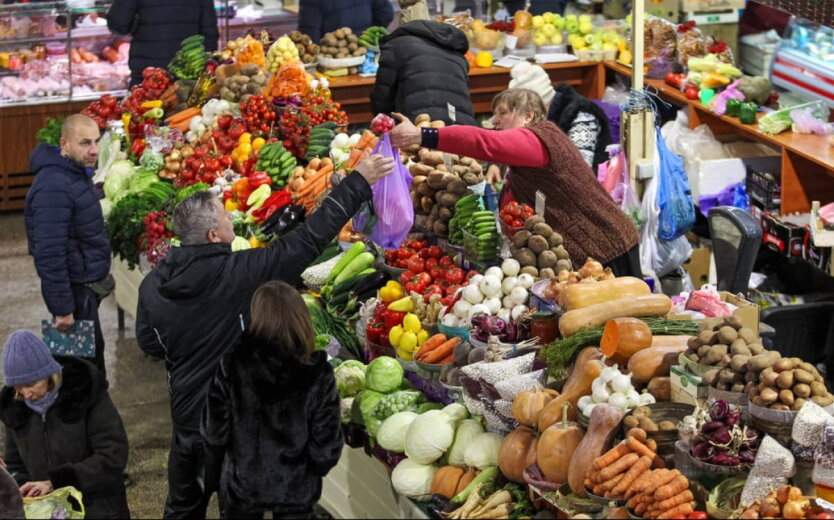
[507,213,570,277]
[740,485,829,519]
[688,400,760,467]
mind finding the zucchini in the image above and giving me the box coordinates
[329,269,375,300]
[326,241,366,285]
[332,252,375,287]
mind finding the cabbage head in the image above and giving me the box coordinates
[103,160,134,201]
[404,409,456,464]
[350,389,384,426]
[391,458,438,499]
[377,411,418,453]
[365,356,404,393]
[334,360,366,398]
[127,167,159,194]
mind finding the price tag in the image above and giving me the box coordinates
[447,103,456,123]
[505,34,518,50]
[535,190,546,218]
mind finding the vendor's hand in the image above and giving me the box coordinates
[355,154,395,186]
[486,164,503,185]
[54,314,74,333]
[20,480,53,497]
[389,113,422,149]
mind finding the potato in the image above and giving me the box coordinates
[702,369,720,386]
[738,327,757,344]
[515,248,537,267]
[745,370,759,383]
[420,196,434,213]
[779,389,795,406]
[538,250,558,269]
[512,230,531,249]
[697,345,712,360]
[438,206,453,220]
[632,406,652,418]
[553,245,570,260]
[439,192,461,207]
[524,215,545,231]
[520,266,539,277]
[638,416,659,432]
[687,336,702,350]
[776,370,795,390]
[718,326,739,344]
[704,344,728,365]
[647,377,671,401]
[527,235,549,255]
[811,382,827,397]
[546,232,564,247]
[539,268,555,279]
[774,358,796,373]
[462,172,480,185]
[794,369,814,385]
[658,421,677,431]
[687,353,700,363]
[432,220,447,235]
[716,381,730,391]
[415,113,431,125]
[748,351,781,372]
[623,415,640,429]
[813,394,834,407]
[770,403,791,411]
[532,222,554,237]
[731,355,750,373]
[747,343,765,356]
[718,353,732,368]
[730,339,751,356]
[732,383,746,393]
[555,259,572,273]
[447,179,469,195]
[429,120,446,128]
[719,368,737,384]
[759,387,779,405]
[698,330,714,345]
[794,383,812,398]
[726,315,744,330]
[751,396,767,407]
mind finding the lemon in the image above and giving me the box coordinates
[416,329,429,346]
[475,51,493,68]
[403,313,421,333]
[389,325,404,348]
[397,347,414,361]
[400,331,418,352]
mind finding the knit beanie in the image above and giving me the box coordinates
[2,330,61,387]
[509,62,556,106]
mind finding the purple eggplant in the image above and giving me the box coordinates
[709,400,730,421]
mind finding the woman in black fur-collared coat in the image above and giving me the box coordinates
[201,281,343,519]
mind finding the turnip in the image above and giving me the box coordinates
[484,266,504,281]
[463,284,484,305]
[517,273,534,289]
[501,258,521,277]
[478,275,502,297]
[501,276,518,295]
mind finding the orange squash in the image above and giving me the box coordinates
[537,403,584,485]
[512,386,559,427]
[498,425,539,483]
[430,465,465,499]
[600,317,653,365]
[627,345,687,384]
[538,347,604,431]
[560,276,651,311]
[567,403,625,496]
[455,469,477,496]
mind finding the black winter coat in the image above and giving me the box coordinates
[107,0,219,86]
[298,0,393,43]
[24,144,111,317]
[547,84,614,173]
[201,334,343,513]
[0,357,130,519]
[136,171,372,432]
[372,21,476,127]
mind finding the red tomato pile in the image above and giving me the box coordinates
[80,94,122,130]
[499,201,536,228]
[383,238,476,305]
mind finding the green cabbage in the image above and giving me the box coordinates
[365,356,404,393]
[334,360,367,398]
[350,389,384,426]
[103,160,135,201]
[128,168,160,194]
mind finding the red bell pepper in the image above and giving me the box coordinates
[248,171,272,188]
[366,322,385,345]
[130,138,146,159]
[250,188,293,222]
[384,311,406,330]
[374,302,388,322]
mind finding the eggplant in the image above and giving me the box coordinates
[349,271,390,299]
[260,204,305,237]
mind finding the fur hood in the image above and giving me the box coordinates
[0,356,106,429]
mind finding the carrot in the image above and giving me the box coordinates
[650,490,693,514]
[344,148,365,170]
[414,334,447,360]
[627,427,648,443]
[626,437,665,469]
[598,452,639,482]
[657,503,694,519]
[653,475,689,502]
[298,164,334,194]
[297,175,327,197]
[421,337,461,364]
[646,438,658,452]
[635,502,649,516]
[593,442,632,470]
[355,130,376,150]
[592,483,606,496]
[164,107,200,125]
[438,353,455,364]
[611,455,652,497]
[627,469,670,498]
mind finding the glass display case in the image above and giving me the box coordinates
[770,16,834,108]
[0,0,130,105]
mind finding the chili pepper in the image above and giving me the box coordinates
[725,98,743,117]
[251,191,293,223]
[739,102,758,125]
[248,171,272,188]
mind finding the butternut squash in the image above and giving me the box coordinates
[600,317,653,365]
[538,347,603,431]
[512,386,559,427]
[558,294,673,338]
[627,345,687,384]
[537,404,584,485]
[651,335,694,348]
[567,403,624,496]
[498,426,539,483]
[430,465,465,499]
[560,276,651,311]
[454,469,477,496]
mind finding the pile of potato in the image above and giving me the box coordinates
[287,30,319,64]
[411,152,484,235]
[400,114,449,160]
[218,63,266,103]
[623,406,677,433]
[748,356,834,411]
[508,215,571,278]
[318,27,367,60]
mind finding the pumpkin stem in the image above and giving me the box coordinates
[561,401,571,429]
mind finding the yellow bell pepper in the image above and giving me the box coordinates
[224,199,240,212]
[249,236,264,248]
[388,295,413,313]
[141,100,163,109]
[379,281,404,304]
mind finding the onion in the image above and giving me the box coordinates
[483,297,502,315]
[453,300,472,319]
[485,266,504,281]
[469,274,484,285]
[608,392,629,409]
[578,395,593,413]
[497,308,511,322]
[543,280,562,301]
[511,304,528,320]
[479,275,502,297]
[557,270,570,283]
[592,384,610,404]
[502,295,515,310]
[509,286,528,305]
[611,373,632,393]
[468,304,491,321]
[501,276,518,295]
[501,258,520,277]
[600,366,620,383]
[516,273,534,289]
[441,314,460,327]
[462,284,484,305]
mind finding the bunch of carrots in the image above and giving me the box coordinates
[291,157,336,214]
[344,130,379,171]
[414,334,460,364]
[164,107,201,132]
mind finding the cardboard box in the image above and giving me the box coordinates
[671,365,708,407]
[668,291,761,336]
[762,213,806,258]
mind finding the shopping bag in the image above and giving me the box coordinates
[23,486,85,519]
[352,133,414,249]
[41,319,96,358]
[656,127,696,240]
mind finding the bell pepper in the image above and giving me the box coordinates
[384,311,406,330]
[246,184,272,211]
[374,302,388,322]
[379,281,404,304]
[232,178,252,202]
[700,72,731,90]
[739,102,758,125]
[248,171,272,188]
[224,199,240,212]
[250,189,293,222]
[366,322,385,345]
[725,98,743,118]
[141,100,163,109]
[141,107,164,120]
[130,138,146,158]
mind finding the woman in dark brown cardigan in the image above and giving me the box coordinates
[390,88,640,276]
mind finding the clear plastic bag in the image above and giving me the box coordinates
[352,133,414,249]
[656,126,696,240]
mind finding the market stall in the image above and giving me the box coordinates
[41,3,834,519]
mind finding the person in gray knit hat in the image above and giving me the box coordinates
[0,330,130,518]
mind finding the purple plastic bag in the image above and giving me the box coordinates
[352,133,414,249]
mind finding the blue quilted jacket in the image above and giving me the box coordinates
[24,144,111,316]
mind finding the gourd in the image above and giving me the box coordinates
[512,385,559,427]
[600,317,653,365]
[650,335,694,348]
[537,403,584,484]
[430,465,465,499]
[498,425,539,483]
[628,345,687,384]
[558,294,672,338]
[567,404,625,496]
[538,347,604,431]
[560,277,651,311]
[455,469,477,495]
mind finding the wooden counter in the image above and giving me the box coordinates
[328,60,606,124]
[604,61,834,215]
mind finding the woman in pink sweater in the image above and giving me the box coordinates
[390,88,640,276]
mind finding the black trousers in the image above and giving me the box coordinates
[164,429,218,520]
[607,243,642,278]
[70,285,105,375]
[220,501,312,520]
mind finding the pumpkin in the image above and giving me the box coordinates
[430,465,465,499]
[559,294,672,338]
[560,276,651,311]
[498,425,538,483]
[512,385,559,427]
[538,347,604,431]
[600,317,653,365]
[537,403,584,484]
[455,469,477,496]
[567,403,625,496]
[628,345,687,384]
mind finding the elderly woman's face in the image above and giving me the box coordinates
[491,103,531,131]
[15,379,49,401]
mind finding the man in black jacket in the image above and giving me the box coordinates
[136,154,393,519]
[371,19,476,126]
[106,0,218,86]
[298,0,393,43]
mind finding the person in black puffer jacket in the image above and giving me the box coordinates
[298,0,393,43]
[371,19,476,126]
[136,154,393,519]
[201,281,343,519]
[24,115,111,374]
[106,0,218,87]
[0,331,129,519]
[547,84,614,173]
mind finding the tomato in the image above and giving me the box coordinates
[429,265,443,280]
[446,283,461,296]
[425,257,438,272]
[439,256,453,267]
[466,270,480,281]
[406,239,423,251]
[512,219,524,227]
[406,256,425,274]
[418,248,431,259]
[426,245,442,258]
[812,514,834,519]
[423,284,444,303]
[445,267,465,284]
[397,248,414,260]
[384,250,397,264]
[399,270,415,286]
[502,214,515,225]
[687,513,708,520]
